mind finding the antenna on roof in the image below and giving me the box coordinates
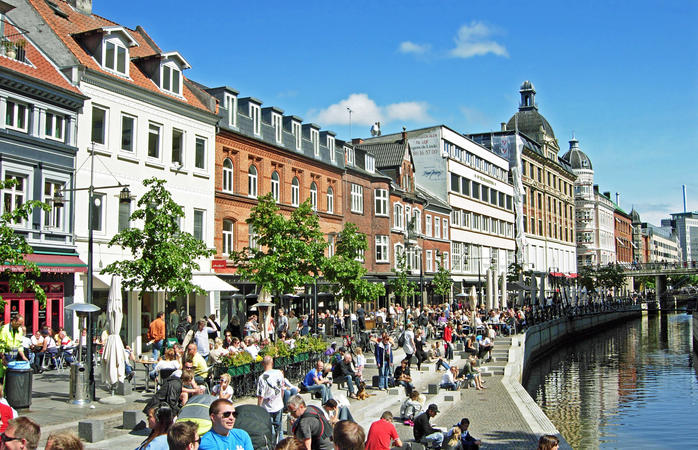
[346,107,353,139]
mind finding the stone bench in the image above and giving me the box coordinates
[427,383,440,395]
[78,420,104,443]
[123,410,142,430]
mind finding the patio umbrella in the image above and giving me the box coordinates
[469,285,477,328]
[101,275,125,387]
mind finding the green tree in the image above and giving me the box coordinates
[506,262,524,283]
[323,223,385,308]
[0,178,50,307]
[390,252,417,308]
[102,178,215,301]
[432,254,452,303]
[596,264,625,291]
[233,194,326,299]
[578,265,597,292]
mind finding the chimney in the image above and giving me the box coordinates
[603,191,611,199]
[501,122,507,132]
[68,0,92,15]
[615,192,620,205]
[401,126,407,143]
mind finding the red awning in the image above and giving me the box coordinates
[4,254,87,273]
[566,273,578,279]
[549,272,564,277]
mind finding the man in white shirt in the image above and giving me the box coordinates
[257,356,285,443]
[402,324,416,368]
[194,319,215,359]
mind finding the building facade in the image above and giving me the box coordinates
[0,5,86,333]
[662,212,698,266]
[614,207,633,265]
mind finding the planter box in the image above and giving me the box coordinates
[228,364,251,377]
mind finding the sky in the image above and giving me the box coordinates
[95,0,698,225]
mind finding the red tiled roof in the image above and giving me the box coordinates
[27,0,212,112]
[0,22,81,95]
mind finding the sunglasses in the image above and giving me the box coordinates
[1,433,20,443]
[221,410,238,418]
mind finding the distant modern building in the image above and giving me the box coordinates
[639,223,680,264]
[560,138,616,267]
[661,212,698,265]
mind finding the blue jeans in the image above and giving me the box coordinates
[306,383,332,404]
[397,380,414,394]
[152,339,163,360]
[378,364,391,389]
[269,409,283,443]
[440,381,459,391]
[283,387,299,408]
[340,375,355,395]
[436,359,451,371]
[421,431,444,448]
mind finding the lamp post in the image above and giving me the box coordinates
[60,143,131,401]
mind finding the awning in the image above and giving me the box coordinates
[566,273,578,279]
[191,274,238,292]
[4,253,87,273]
[549,272,564,277]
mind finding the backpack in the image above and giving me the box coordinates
[398,331,406,347]
[292,405,333,446]
[175,321,190,343]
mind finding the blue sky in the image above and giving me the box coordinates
[96,0,698,225]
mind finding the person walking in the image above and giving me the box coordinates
[402,324,416,369]
[374,333,393,391]
[147,312,166,361]
[257,356,285,443]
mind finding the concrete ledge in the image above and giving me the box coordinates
[444,391,461,401]
[78,420,104,443]
[116,381,132,396]
[427,384,439,395]
[387,387,400,395]
[409,442,426,450]
[123,410,141,430]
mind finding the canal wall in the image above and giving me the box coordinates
[499,305,646,448]
[693,311,698,354]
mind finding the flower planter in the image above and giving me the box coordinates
[228,363,251,377]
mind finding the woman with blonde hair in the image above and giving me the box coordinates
[208,337,227,364]
[212,373,233,399]
[443,426,463,450]
[45,432,84,450]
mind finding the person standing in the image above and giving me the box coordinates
[374,333,393,391]
[365,411,402,450]
[288,310,299,336]
[414,328,428,371]
[356,305,366,331]
[200,399,253,450]
[193,320,215,359]
[147,312,166,361]
[402,324,416,368]
[276,308,289,338]
[0,315,29,366]
[256,356,285,443]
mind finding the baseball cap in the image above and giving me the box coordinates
[427,404,439,413]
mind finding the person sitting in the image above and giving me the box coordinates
[243,337,260,359]
[179,369,204,406]
[393,358,414,395]
[57,330,75,364]
[440,366,463,391]
[459,355,486,390]
[212,373,233,400]
[443,426,463,450]
[321,398,354,423]
[150,348,180,381]
[478,334,494,362]
[332,353,358,398]
[365,411,402,450]
[453,418,481,450]
[400,390,425,425]
[301,361,333,404]
[137,404,173,450]
[38,328,59,370]
[414,404,444,448]
[208,338,227,364]
[184,343,209,385]
[464,335,478,357]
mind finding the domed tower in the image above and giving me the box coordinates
[561,136,593,199]
[506,81,557,151]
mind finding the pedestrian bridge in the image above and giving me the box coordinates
[621,262,698,277]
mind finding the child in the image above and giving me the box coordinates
[354,347,366,382]
[400,390,425,426]
[212,373,233,400]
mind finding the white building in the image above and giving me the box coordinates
[662,212,698,265]
[11,0,228,353]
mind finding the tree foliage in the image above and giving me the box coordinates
[596,264,626,290]
[323,223,385,306]
[232,194,326,298]
[390,252,417,306]
[0,178,50,307]
[432,254,452,300]
[102,178,215,300]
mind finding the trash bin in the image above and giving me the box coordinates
[69,362,90,405]
[5,366,33,409]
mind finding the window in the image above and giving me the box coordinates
[483,217,490,232]
[161,64,181,95]
[270,171,280,202]
[442,252,449,270]
[471,182,480,200]
[365,155,375,173]
[394,243,405,270]
[311,129,319,156]
[345,147,355,166]
[425,214,432,236]
[222,159,234,193]
[426,250,433,272]
[414,209,421,234]
[45,112,64,141]
[394,203,404,229]
[43,180,65,230]
[172,129,184,165]
[291,177,300,206]
[375,189,388,216]
[248,224,259,250]
[272,114,282,143]
[148,123,161,159]
[91,106,107,145]
[193,209,204,241]
[292,122,302,150]
[434,217,441,238]
[473,214,481,231]
[327,136,335,162]
[451,173,460,193]
[104,39,127,75]
[5,100,28,132]
[375,235,389,263]
[443,219,449,239]
[452,242,462,272]
[481,186,489,204]
[250,104,261,136]
[350,184,363,213]
[463,244,470,271]
[310,182,318,210]
[405,205,411,231]
[120,115,135,152]
[248,166,258,198]
[194,137,206,170]
[326,186,334,213]
[118,200,130,232]
[461,178,470,196]
[463,211,471,229]
[224,93,237,128]
[90,193,105,233]
[222,220,234,255]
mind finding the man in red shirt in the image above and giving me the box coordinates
[365,411,403,450]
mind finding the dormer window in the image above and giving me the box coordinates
[345,147,355,166]
[224,93,237,128]
[161,63,181,95]
[365,155,375,173]
[292,122,301,150]
[272,113,282,143]
[311,129,319,156]
[250,104,261,136]
[327,136,335,162]
[103,39,128,76]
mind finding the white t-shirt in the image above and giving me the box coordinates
[441,371,455,385]
[154,359,180,373]
[44,337,57,350]
[256,369,284,413]
[194,328,214,356]
[212,383,234,398]
[403,329,415,354]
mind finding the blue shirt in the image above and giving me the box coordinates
[136,434,169,450]
[304,368,319,387]
[200,429,253,450]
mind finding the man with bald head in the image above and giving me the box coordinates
[257,355,285,443]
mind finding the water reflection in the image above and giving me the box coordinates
[524,313,698,449]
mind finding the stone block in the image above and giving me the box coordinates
[409,442,426,450]
[387,387,400,395]
[372,375,381,388]
[444,391,461,401]
[116,381,132,396]
[427,384,439,395]
[78,420,104,443]
[455,342,464,352]
[123,410,141,430]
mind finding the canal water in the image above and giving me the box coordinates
[523,313,698,449]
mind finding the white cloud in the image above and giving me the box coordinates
[449,21,508,59]
[398,41,431,55]
[309,93,430,126]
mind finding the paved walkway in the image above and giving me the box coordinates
[17,334,565,449]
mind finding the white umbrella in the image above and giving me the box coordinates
[101,275,125,387]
